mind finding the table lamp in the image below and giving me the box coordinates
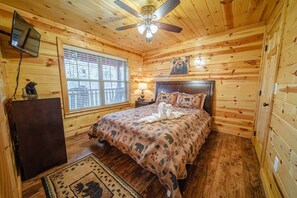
[138,82,148,101]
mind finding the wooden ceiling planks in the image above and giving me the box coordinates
[221,0,234,29]
[205,0,226,33]
[192,0,217,35]
[233,0,249,27]
[142,23,265,55]
[0,0,273,52]
[247,0,267,23]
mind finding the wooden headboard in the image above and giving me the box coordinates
[155,81,214,115]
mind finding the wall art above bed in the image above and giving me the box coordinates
[170,56,190,75]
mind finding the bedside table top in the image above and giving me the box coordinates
[135,100,155,104]
[135,100,155,108]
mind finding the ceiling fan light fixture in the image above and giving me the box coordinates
[145,28,153,39]
[137,24,146,34]
[150,23,159,34]
[146,37,153,43]
[114,0,182,44]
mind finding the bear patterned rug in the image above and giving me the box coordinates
[42,154,142,198]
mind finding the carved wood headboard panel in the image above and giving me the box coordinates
[155,81,214,115]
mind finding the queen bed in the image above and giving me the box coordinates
[88,80,214,198]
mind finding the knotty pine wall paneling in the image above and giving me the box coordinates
[260,0,297,196]
[142,24,266,138]
[0,39,21,198]
[0,3,143,137]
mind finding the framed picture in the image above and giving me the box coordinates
[170,56,190,75]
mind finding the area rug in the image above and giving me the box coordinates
[42,154,142,198]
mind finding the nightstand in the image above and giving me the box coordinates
[135,100,155,108]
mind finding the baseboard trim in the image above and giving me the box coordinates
[65,126,89,138]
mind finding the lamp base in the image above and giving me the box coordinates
[139,90,145,101]
[137,97,145,101]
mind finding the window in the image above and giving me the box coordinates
[63,45,129,111]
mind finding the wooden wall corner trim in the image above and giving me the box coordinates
[260,168,274,198]
[0,41,21,198]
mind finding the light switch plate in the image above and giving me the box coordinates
[274,156,280,173]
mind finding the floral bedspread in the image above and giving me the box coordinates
[89,104,212,198]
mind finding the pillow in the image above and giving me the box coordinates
[156,92,178,104]
[175,93,206,109]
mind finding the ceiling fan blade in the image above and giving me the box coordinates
[153,0,180,20]
[159,22,182,33]
[114,0,140,18]
[116,24,138,31]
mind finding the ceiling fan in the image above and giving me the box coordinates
[114,0,183,43]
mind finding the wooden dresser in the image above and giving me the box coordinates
[7,98,67,180]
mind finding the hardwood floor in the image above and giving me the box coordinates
[22,131,265,198]
[183,132,265,198]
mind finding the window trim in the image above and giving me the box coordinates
[57,38,131,116]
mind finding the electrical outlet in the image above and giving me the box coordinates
[274,156,280,173]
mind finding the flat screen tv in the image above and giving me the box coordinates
[10,11,41,57]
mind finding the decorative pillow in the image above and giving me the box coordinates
[175,93,206,109]
[156,92,178,104]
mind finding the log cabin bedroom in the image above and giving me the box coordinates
[0,0,296,197]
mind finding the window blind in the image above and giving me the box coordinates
[63,47,129,111]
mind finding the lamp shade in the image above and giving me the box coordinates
[137,24,146,34]
[138,82,148,90]
[150,24,158,34]
[145,29,153,38]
